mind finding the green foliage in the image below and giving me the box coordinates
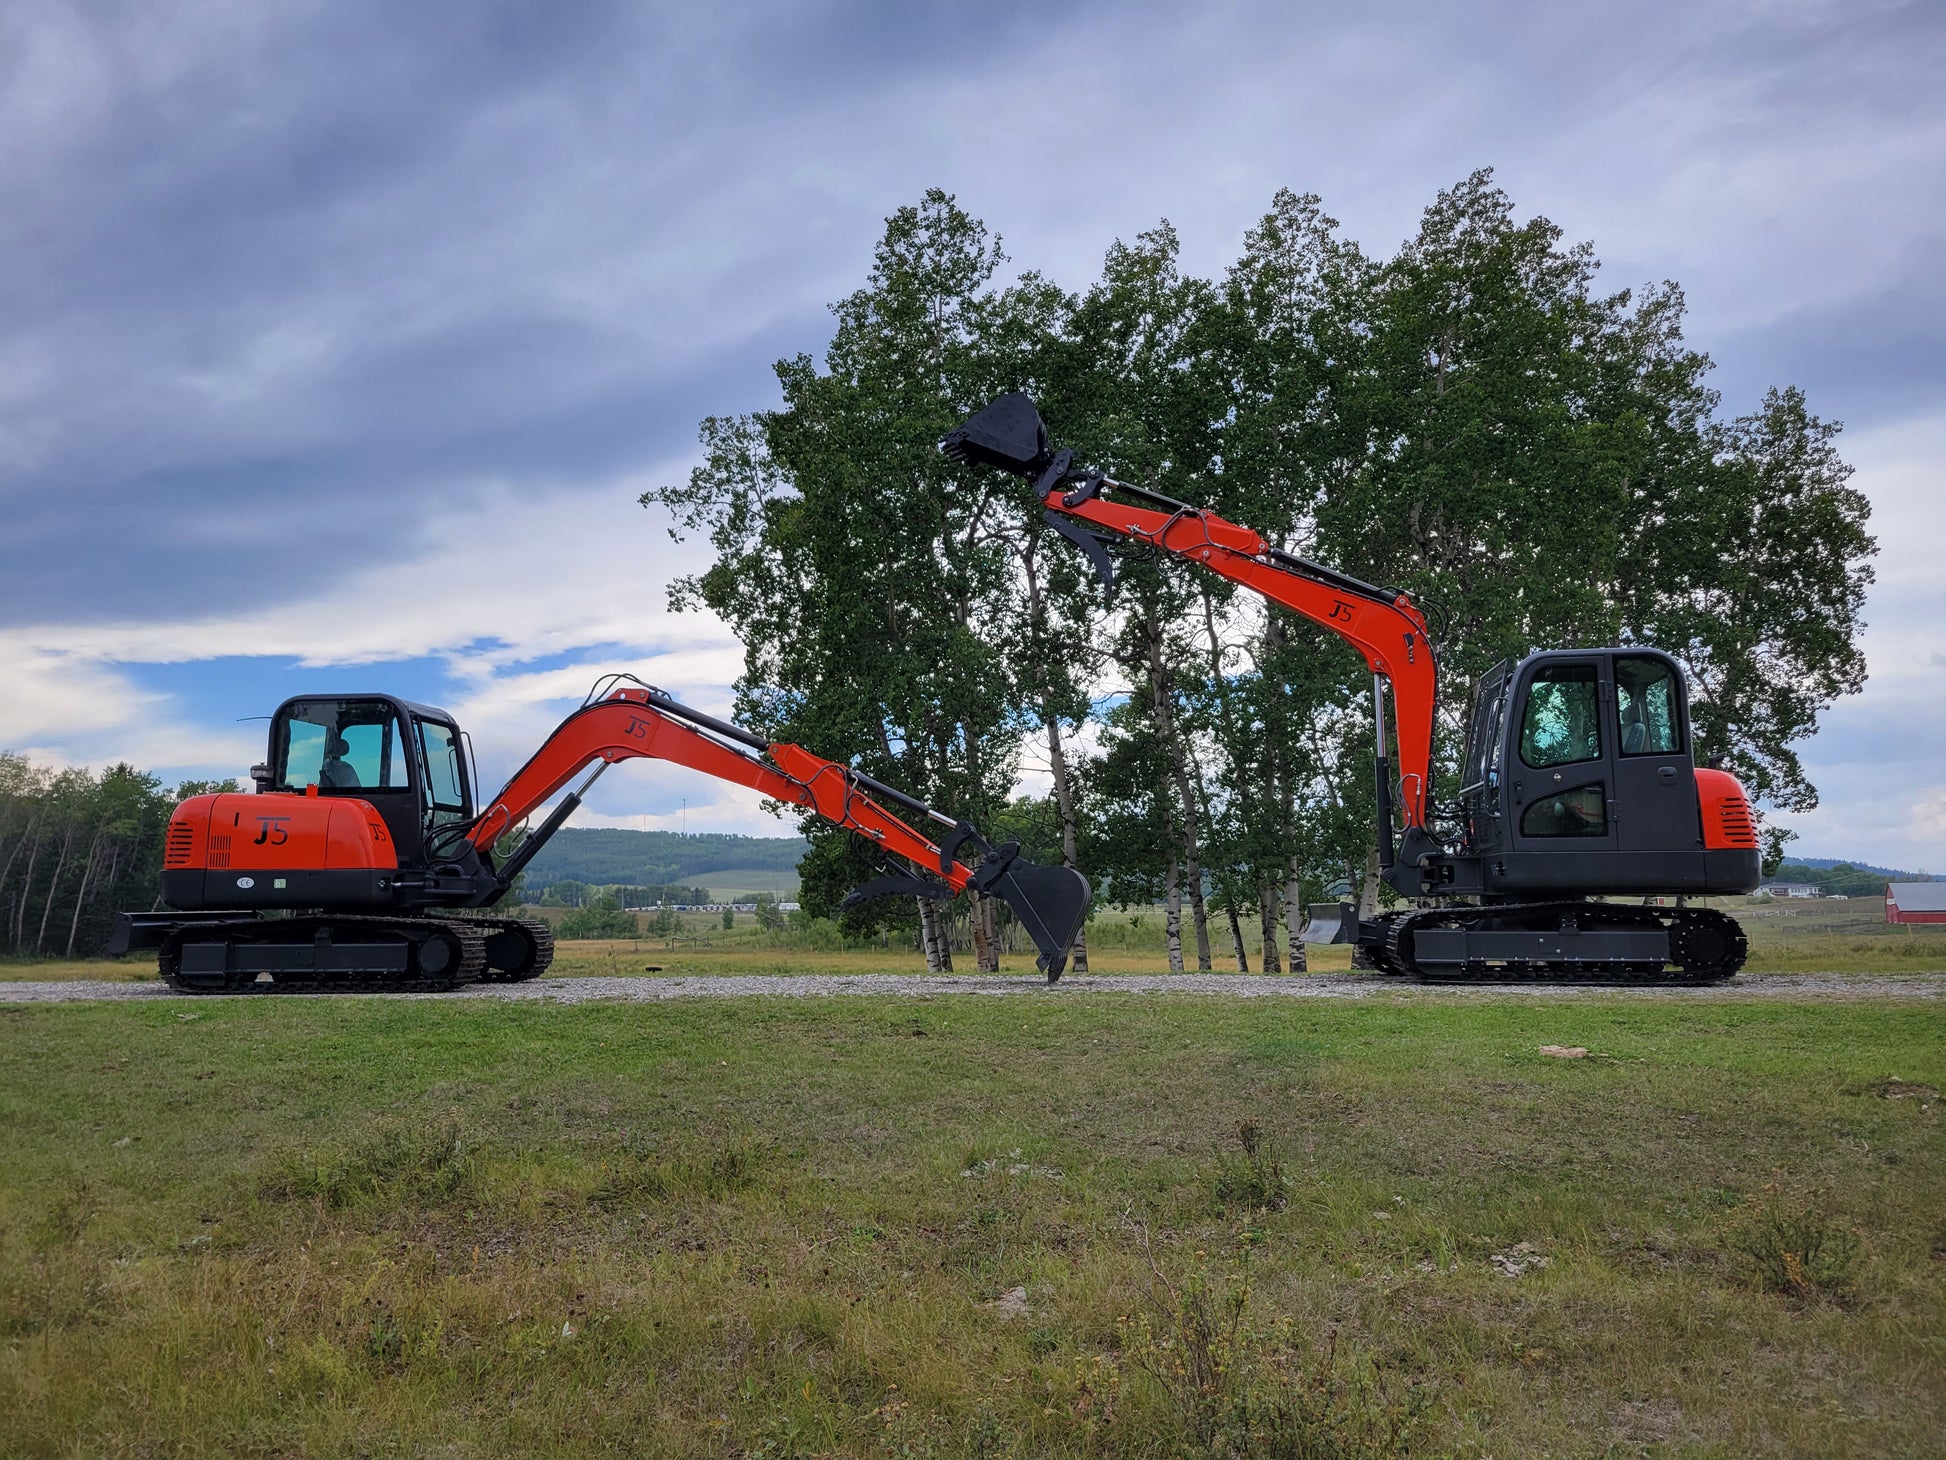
[556,897,640,940]
[721,905,735,931]
[1725,1187,1863,1301]
[650,176,1874,928]
[644,189,1059,914]
[1772,861,1930,897]
[0,754,232,960]
[1210,1119,1290,1215]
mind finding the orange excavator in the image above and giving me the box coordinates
[110,676,1089,991]
[944,394,1761,982]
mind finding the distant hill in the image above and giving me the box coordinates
[1787,857,1940,880]
[518,828,807,889]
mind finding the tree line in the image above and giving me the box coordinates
[0,754,236,960]
[647,171,1875,977]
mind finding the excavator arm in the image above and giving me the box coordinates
[943,394,1440,843]
[460,679,1090,978]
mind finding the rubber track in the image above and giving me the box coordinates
[475,917,555,983]
[1368,901,1748,985]
[157,915,488,994]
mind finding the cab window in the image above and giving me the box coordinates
[1518,664,1602,769]
[1462,677,1498,788]
[277,701,409,792]
[417,719,469,821]
[1615,655,1680,756]
[1519,782,1608,837]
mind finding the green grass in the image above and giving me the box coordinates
[10,893,1942,984]
[2,995,1942,1455]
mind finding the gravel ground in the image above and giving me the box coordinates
[2,971,1942,1004]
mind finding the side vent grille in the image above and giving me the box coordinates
[207,833,232,869]
[164,823,197,868]
[1715,802,1758,848]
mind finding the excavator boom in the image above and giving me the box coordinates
[943,394,1439,832]
[113,674,1090,990]
[944,393,1760,985]
[466,679,1090,978]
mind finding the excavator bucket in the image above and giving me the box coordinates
[940,393,1050,476]
[843,835,1092,983]
[987,857,1092,982]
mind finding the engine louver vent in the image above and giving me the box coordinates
[1715,802,1758,848]
[164,823,197,867]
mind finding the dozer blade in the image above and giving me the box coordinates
[940,393,1050,475]
[1299,902,1356,945]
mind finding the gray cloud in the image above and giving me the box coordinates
[3,0,1941,856]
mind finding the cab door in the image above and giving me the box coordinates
[1507,658,1618,856]
[1609,652,1703,863]
[1460,663,1511,853]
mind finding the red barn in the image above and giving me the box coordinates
[1885,883,1946,924]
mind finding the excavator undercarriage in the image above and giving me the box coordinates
[1364,901,1748,983]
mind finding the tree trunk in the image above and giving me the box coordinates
[934,900,955,972]
[64,822,109,959]
[1258,884,1281,974]
[35,823,78,955]
[1043,711,1088,976]
[1285,858,1307,973]
[1145,611,1211,969]
[1163,858,1185,973]
[1351,848,1382,970]
[917,896,943,972]
[1025,542,1089,976]
[971,893,1000,972]
[1226,894,1249,972]
[1357,848,1382,920]
[0,809,39,950]
[13,827,44,952]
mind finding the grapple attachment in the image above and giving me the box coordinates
[940,393,1051,476]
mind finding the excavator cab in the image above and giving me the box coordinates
[258,695,473,867]
[1449,649,1760,897]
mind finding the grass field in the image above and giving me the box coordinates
[8,895,1941,984]
[689,867,803,900]
[2,988,1943,1456]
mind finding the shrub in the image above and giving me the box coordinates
[264,1119,478,1209]
[558,898,639,940]
[1726,1186,1862,1301]
[1119,1224,1432,1457]
[1212,1118,1290,1214]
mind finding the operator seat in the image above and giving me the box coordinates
[1621,704,1647,755]
[319,732,362,789]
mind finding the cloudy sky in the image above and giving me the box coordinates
[3,0,1941,868]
